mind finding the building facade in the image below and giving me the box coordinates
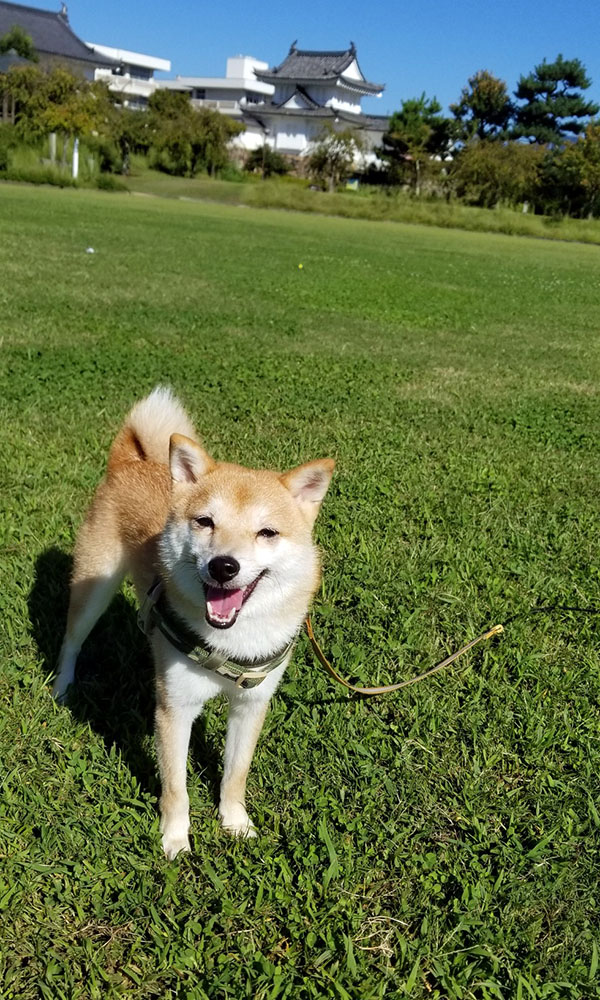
[245,42,388,159]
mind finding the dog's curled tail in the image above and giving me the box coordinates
[108,386,197,470]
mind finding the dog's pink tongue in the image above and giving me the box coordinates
[206,586,244,616]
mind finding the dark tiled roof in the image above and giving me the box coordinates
[256,41,383,93]
[243,105,386,132]
[268,43,356,79]
[248,106,336,121]
[0,1,112,65]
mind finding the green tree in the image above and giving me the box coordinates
[0,63,42,131]
[513,54,599,144]
[39,70,112,140]
[2,64,111,143]
[450,140,544,208]
[380,94,453,194]
[191,107,243,176]
[109,107,151,173]
[572,121,600,214]
[308,124,362,191]
[0,62,43,133]
[148,87,189,120]
[537,121,600,217]
[148,90,242,176]
[0,25,38,61]
[451,70,512,141]
[147,89,190,174]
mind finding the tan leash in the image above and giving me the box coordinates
[304,617,504,695]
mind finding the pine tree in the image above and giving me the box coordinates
[380,94,453,194]
[513,54,599,144]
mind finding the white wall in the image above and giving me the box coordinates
[231,122,266,151]
[326,93,362,114]
[226,55,268,80]
[267,117,326,154]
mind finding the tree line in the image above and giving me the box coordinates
[1,26,599,218]
[375,56,600,216]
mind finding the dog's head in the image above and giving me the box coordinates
[159,435,334,638]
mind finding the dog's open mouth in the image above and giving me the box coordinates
[204,572,265,629]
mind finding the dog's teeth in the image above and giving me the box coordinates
[207,603,237,625]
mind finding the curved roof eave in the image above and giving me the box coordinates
[338,76,384,95]
[242,105,371,125]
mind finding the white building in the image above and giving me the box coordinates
[86,43,171,109]
[246,42,388,159]
[159,56,274,150]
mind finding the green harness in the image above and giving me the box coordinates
[138,578,296,689]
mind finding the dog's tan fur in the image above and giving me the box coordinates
[54,387,334,857]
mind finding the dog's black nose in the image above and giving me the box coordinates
[208,555,240,583]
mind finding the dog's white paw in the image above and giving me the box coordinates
[160,812,191,860]
[161,830,191,860]
[220,803,257,838]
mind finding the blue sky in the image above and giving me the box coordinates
[25,0,600,117]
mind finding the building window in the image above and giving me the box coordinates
[194,88,206,100]
[127,66,153,81]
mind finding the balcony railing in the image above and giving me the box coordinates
[190,98,238,111]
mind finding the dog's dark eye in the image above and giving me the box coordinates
[257,527,278,539]
[194,516,214,529]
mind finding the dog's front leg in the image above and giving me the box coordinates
[155,702,198,859]
[219,691,271,837]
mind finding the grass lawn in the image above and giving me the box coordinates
[1,183,600,999]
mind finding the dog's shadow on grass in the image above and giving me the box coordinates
[28,547,223,803]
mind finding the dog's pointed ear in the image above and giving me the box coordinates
[280,458,335,524]
[170,434,215,484]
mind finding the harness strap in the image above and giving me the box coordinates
[138,578,295,688]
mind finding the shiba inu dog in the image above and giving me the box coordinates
[53,387,334,858]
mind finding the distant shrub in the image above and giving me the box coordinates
[96,173,128,192]
[244,145,291,178]
[85,135,123,174]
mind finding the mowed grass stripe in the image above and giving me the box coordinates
[1,184,600,999]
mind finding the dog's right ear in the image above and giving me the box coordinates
[170,434,215,484]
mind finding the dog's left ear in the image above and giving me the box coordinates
[280,458,335,525]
